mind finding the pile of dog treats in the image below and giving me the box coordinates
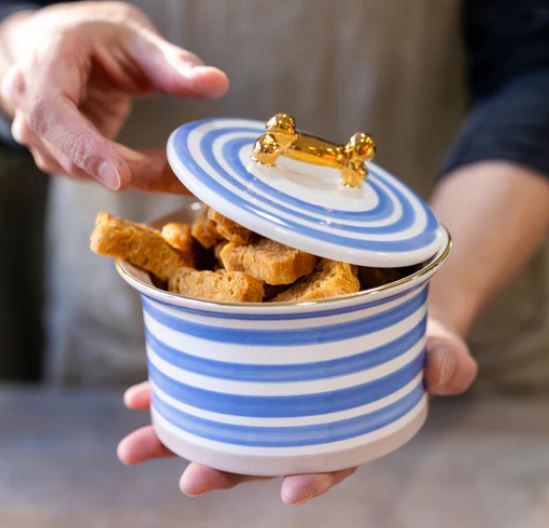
[90,208,414,303]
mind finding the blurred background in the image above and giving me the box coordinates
[0,1,548,527]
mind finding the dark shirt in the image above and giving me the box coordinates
[1,0,549,180]
[442,0,549,179]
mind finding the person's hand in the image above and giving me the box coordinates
[0,1,228,192]
[117,316,477,505]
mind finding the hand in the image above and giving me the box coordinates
[117,317,477,505]
[0,1,228,192]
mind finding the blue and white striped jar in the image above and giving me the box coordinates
[117,212,450,476]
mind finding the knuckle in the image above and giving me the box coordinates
[1,66,25,104]
[10,121,26,145]
[11,116,35,146]
[60,131,101,173]
[64,136,91,167]
[31,150,54,173]
[33,156,51,173]
[26,97,51,136]
[108,2,149,26]
[42,29,89,59]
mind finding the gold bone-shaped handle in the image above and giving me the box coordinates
[251,113,376,188]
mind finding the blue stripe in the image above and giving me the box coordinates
[148,352,425,417]
[143,288,427,346]
[141,282,425,321]
[171,120,440,251]
[146,314,426,382]
[152,385,424,447]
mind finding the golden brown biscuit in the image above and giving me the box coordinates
[90,212,191,281]
[272,259,360,302]
[214,241,228,263]
[191,210,220,249]
[168,268,264,302]
[219,238,317,285]
[161,222,195,265]
[207,208,254,245]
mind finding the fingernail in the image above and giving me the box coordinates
[439,350,457,387]
[177,62,199,77]
[98,160,121,190]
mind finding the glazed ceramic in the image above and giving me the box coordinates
[117,207,450,476]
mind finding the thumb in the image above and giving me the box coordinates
[424,318,478,396]
[127,27,229,99]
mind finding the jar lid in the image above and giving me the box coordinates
[167,115,445,267]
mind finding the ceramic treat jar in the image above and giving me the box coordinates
[116,116,451,476]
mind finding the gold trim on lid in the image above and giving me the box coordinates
[251,113,376,188]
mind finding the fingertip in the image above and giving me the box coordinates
[194,66,230,99]
[179,464,207,497]
[280,484,313,506]
[116,437,133,465]
[281,468,356,505]
[123,386,136,409]
[452,353,478,394]
[123,381,151,410]
[426,347,478,396]
[179,464,249,497]
[280,475,326,506]
[176,65,229,99]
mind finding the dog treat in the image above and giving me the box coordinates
[161,222,195,265]
[168,267,264,302]
[214,241,228,262]
[219,238,317,285]
[191,211,220,249]
[91,209,416,303]
[273,259,360,302]
[90,212,192,281]
[207,208,254,245]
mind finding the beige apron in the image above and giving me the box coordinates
[45,0,549,391]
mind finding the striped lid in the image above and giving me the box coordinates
[167,118,445,267]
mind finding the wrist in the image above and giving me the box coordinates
[428,288,476,338]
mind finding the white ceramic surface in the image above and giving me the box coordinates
[167,118,445,268]
[116,208,450,476]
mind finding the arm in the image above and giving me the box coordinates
[430,163,549,337]
[0,1,228,191]
[117,1,549,506]
[430,0,549,336]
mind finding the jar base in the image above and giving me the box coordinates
[151,398,428,477]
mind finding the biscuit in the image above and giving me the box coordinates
[219,238,317,285]
[214,241,228,263]
[207,208,254,245]
[272,259,360,302]
[191,210,220,249]
[161,222,195,265]
[90,212,192,281]
[168,268,264,302]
